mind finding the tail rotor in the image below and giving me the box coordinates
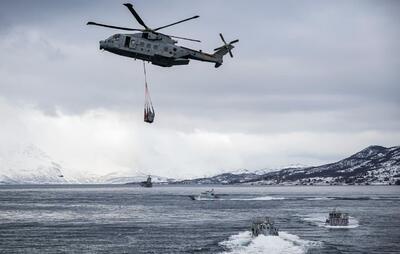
[214,33,239,58]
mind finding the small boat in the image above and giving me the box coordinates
[326,208,349,226]
[251,217,279,237]
[189,189,219,200]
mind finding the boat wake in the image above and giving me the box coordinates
[303,213,359,229]
[305,197,334,201]
[227,196,285,201]
[191,197,218,201]
[191,196,285,201]
[219,231,319,254]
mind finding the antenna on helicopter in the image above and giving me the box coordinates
[87,3,201,42]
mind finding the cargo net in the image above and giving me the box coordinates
[143,62,155,123]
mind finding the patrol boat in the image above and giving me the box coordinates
[140,176,152,188]
[251,217,279,237]
[326,209,349,226]
[189,189,219,200]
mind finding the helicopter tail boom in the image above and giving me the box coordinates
[212,45,233,67]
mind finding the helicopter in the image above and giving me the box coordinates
[87,3,238,68]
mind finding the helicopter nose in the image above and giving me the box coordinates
[99,40,105,50]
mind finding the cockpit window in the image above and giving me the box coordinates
[108,34,120,42]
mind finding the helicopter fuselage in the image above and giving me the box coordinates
[100,32,224,67]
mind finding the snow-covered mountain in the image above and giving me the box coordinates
[0,144,174,184]
[0,144,68,184]
[2,144,398,185]
[98,171,175,184]
[265,145,400,185]
[176,146,400,185]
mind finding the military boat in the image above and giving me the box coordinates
[326,208,349,226]
[140,176,152,188]
[189,189,219,200]
[251,217,279,237]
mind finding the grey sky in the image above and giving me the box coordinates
[0,0,399,178]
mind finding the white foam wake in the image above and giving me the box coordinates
[305,197,334,201]
[193,196,285,201]
[303,213,359,229]
[228,196,285,201]
[219,231,317,254]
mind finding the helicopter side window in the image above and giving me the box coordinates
[146,44,151,49]
[142,33,149,39]
[153,45,158,50]
[140,42,145,47]
[163,46,168,52]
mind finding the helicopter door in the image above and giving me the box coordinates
[124,36,131,48]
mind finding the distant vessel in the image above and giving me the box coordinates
[140,176,152,188]
[189,189,219,200]
[326,209,349,226]
[251,217,279,237]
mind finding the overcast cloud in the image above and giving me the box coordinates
[0,0,399,178]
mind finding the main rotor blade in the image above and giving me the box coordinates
[87,22,143,31]
[123,3,149,30]
[154,15,200,31]
[230,39,239,44]
[228,49,233,58]
[219,33,227,44]
[169,35,201,43]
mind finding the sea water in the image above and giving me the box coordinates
[0,185,399,253]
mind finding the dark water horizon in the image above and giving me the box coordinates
[0,185,399,253]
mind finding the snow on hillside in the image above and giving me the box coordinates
[0,144,67,184]
[0,144,174,184]
[1,144,398,185]
[176,146,400,186]
[98,171,175,184]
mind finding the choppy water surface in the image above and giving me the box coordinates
[0,185,399,253]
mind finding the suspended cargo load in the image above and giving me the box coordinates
[143,62,155,123]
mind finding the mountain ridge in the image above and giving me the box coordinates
[175,145,400,185]
[1,145,399,185]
